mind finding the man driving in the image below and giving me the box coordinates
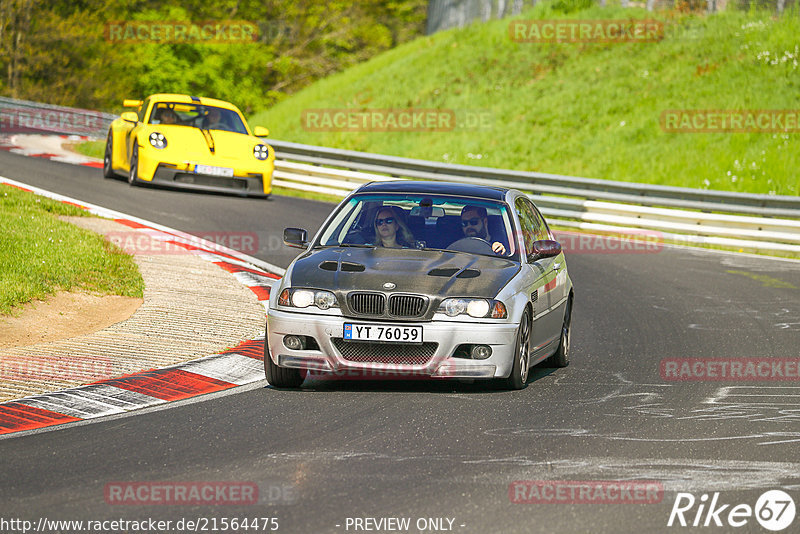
[157,107,179,124]
[457,205,507,255]
[204,108,227,130]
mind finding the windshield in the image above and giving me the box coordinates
[148,102,248,134]
[316,193,518,260]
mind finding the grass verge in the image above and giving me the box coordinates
[71,140,104,159]
[0,184,144,316]
[251,3,800,196]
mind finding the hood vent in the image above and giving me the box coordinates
[427,267,481,278]
[318,260,366,272]
[341,262,365,272]
[428,267,460,277]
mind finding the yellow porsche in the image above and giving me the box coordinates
[103,93,274,197]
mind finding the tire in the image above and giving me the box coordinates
[264,339,303,388]
[103,132,117,178]
[128,144,140,186]
[547,297,571,368]
[503,308,531,390]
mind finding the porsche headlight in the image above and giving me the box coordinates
[438,298,507,318]
[254,144,269,160]
[148,132,167,149]
[279,288,338,310]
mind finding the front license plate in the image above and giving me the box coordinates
[343,323,423,344]
[195,164,234,177]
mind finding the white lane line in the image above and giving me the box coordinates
[0,175,285,276]
[706,386,800,406]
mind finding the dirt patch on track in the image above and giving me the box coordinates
[0,292,142,349]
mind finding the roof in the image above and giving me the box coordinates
[355,180,510,200]
[145,94,240,111]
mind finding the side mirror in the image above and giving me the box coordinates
[121,111,138,123]
[253,126,269,137]
[123,99,142,108]
[283,227,308,248]
[528,239,561,262]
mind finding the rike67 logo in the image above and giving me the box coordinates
[668,490,796,531]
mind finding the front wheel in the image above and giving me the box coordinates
[128,144,140,185]
[264,341,303,388]
[547,298,571,368]
[503,308,531,390]
[103,132,117,178]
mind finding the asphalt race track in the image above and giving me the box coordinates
[1,149,799,533]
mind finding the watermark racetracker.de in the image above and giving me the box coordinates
[104,20,259,44]
[106,231,260,255]
[660,358,800,381]
[660,110,800,133]
[0,355,112,382]
[0,106,110,137]
[509,480,664,504]
[553,230,664,254]
[509,19,664,43]
[104,481,297,505]
[300,108,493,132]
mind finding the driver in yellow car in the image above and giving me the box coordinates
[157,108,179,124]
[458,205,507,255]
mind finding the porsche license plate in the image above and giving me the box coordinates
[195,164,234,177]
[343,323,423,344]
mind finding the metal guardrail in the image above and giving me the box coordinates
[0,96,115,138]
[268,139,800,254]
[269,139,800,217]
[0,96,797,254]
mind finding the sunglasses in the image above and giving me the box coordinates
[375,217,395,226]
[461,217,482,227]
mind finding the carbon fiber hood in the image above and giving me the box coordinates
[289,247,519,298]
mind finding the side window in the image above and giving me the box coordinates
[137,98,150,123]
[515,198,540,255]
[530,203,551,241]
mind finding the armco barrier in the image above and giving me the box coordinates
[1,97,798,253]
[0,96,115,137]
[267,139,800,254]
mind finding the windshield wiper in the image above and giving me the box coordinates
[314,243,375,249]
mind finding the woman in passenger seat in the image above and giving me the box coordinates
[372,206,415,248]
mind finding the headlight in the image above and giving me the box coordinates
[279,288,338,310]
[438,298,507,318]
[254,144,269,160]
[148,132,167,149]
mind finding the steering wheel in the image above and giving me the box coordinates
[342,228,367,245]
[448,237,494,254]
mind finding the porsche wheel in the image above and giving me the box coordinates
[503,308,531,390]
[103,132,117,179]
[128,144,140,186]
[264,341,303,388]
[547,298,571,368]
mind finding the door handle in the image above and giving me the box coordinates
[553,262,561,271]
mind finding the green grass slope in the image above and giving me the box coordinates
[0,185,144,315]
[251,3,800,196]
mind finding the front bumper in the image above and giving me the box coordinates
[148,163,268,196]
[266,308,519,379]
[136,148,273,196]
